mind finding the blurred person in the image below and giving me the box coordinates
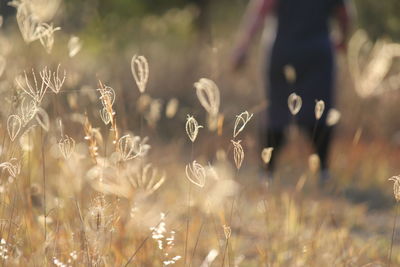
[232,0,351,184]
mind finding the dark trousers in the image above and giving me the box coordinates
[261,124,333,171]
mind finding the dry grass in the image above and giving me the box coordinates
[0,2,400,266]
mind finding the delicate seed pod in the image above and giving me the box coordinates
[37,23,61,54]
[137,94,152,113]
[35,107,50,132]
[0,55,6,78]
[283,64,296,84]
[314,100,325,120]
[117,135,142,161]
[7,115,22,141]
[223,225,231,239]
[194,78,220,116]
[13,2,43,43]
[231,140,244,170]
[308,154,320,174]
[185,160,206,188]
[261,147,274,164]
[131,55,149,93]
[146,99,162,127]
[58,135,75,159]
[288,93,302,115]
[130,164,166,195]
[97,85,116,108]
[16,68,50,104]
[233,111,253,138]
[20,97,37,126]
[0,158,21,178]
[165,98,179,118]
[68,35,82,57]
[47,64,66,94]
[185,115,203,143]
[326,108,341,126]
[99,108,111,125]
[389,175,400,202]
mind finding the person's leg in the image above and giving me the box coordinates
[262,46,290,176]
[260,127,285,173]
[303,124,333,180]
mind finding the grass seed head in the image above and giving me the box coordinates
[389,175,400,202]
[185,160,206,188]
[194,78,220,117]
[68,35,82,57]
[16,67,50,104]
[223,224,231,239]
[131,54,149,94]
[288,92,302,115]
[314,100,325,120]
[35,107,50,131]
[231,139,244,170]
[37,23,61,53]
[7,115,22,142]
[19,97,37,126]
[185,115,203,143]
[58,135,75,160]
[308,154,320,174]
[261,147,274,164]
[233,111,253,138]
[326,108,341,126]
[284,64,296,84]
[165,98,179,119]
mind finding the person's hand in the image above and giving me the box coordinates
[231,44,248,71]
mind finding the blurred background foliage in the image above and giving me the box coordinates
[3,0,400,41]
[60,0,400,42]
[3,0,400,51]
[354,0,400,41]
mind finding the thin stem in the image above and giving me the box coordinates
[221,238,230,267]
[74,199,91,266]
[190,218,205,267]
[184,141,195,266]
[311,119,318,143]
[124,212,169,267]
[41,127,47,263]
[224,168,239,267]
[388,202,399,267]
[184,182,192,267]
